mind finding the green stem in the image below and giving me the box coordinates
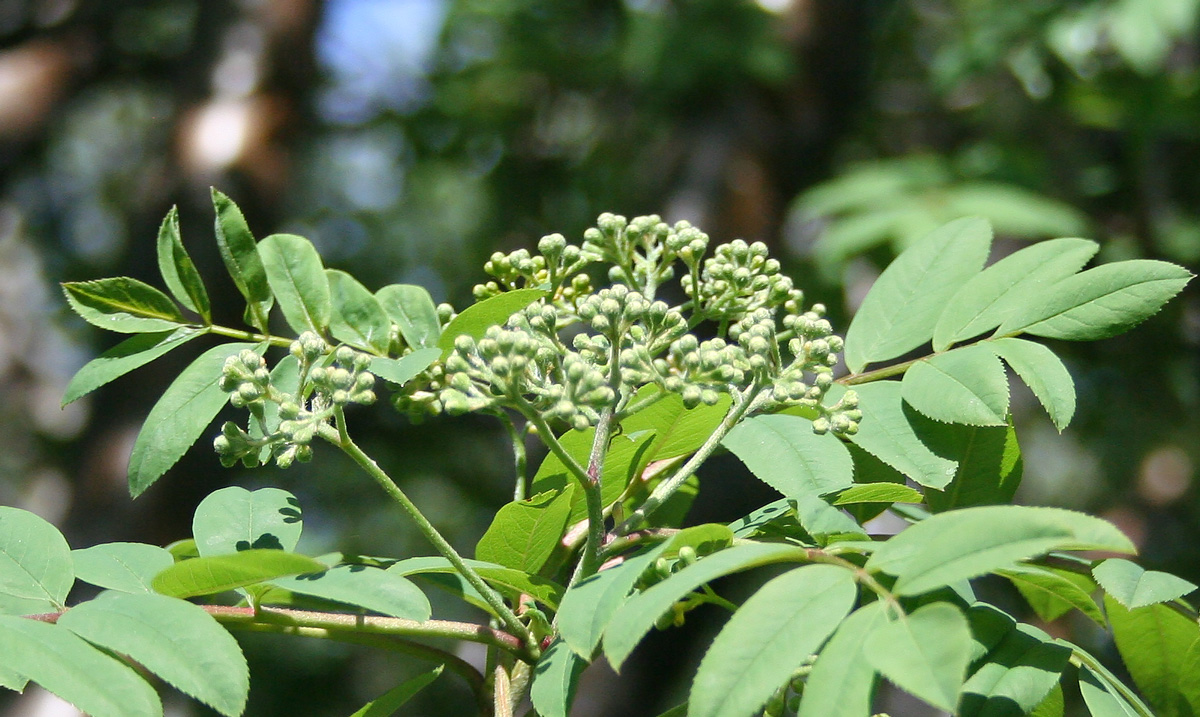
[329,408,538,656]
[523,409,590,486]
[496,411,528,501]
[206,324,293,349]
[617,385,761,533]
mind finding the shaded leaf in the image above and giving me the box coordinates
[531,428,656,523]
[921,420,1023,512]
[258,233,331,334]
[327,269,392,354]
[376,284,442,349]
[62,328,203,406]
[999,565,1104,625]
[212,189,273,332]
[370,347,440,385]
[530,638,587,717]
[0,616,161,717]
[866,506,1134,596]
[127,343,257,497]
[192,486,303,557]
[603,542,809,669]
[844,217,993,372]
[437,288,547,359]
[558,544,671,659]
[797,602,887,717]
[72,542,174,594]
[690,565,857,717]
[386,557,564,610]
[959,622,1071,717]
[932,238,1098,351]
[864,602,972,711]
[989,338,1076,431]
[843,382,958,489]
[793,493,868,543]
[621,385,732,461]
[1079,664,1142,717]
[349,666,443,717]
[156,205,211,322]
[476,486,575,574]
[152,549,326,598]
[0,507,73,615]
[1029,684,1065,717]
[59,591,248,716]
[1093,558,1198,610]
[902,345,1009,426]
[1105,595,1200,716]
[62,277,185,333]
[723,414,853,499]
[997,260,1193,340]
[271,565,430,620]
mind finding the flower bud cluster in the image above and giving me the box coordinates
[219,349,271,411]
[308,345,377,407]
[473,234,593,309]
[582,213,710,296]
[686,239,797,321]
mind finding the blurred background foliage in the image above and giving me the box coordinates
[0,0,1197,715]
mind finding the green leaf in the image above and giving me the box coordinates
[270,565,430,620]
[999,565,1104,625]
[127,343,257,497]
[621,386,732,461]
[729,498,794,538]
[959,622,1071,717]
[1106,595,1200,716]
[830,483,924,505]
[864,602,973,711]
[558,525,732,660]
[62,277,186,333]
[72,542,174,594]
[603,542,809,669]
[386,557,565,610]
[0,507,73,615]
[192,486,303,556]
[212,189,273,332]
[531,428,657,523]
[1093,558,1198,610]
[921,420,1023,512]
[0,616,161,717]
[156,206,211,322]
[152,549,327,598]
[327,269,392,354]
[58,591,248,716]
[932,238,1098,351]
[530,638,587,717]
[653,704,689,717]
[902,344,1009,426]
[722,414,853,499]
[348,666,443,717]
[376,284,442,349]
[62,328,204,406]
[997,259,1193,340]
[476,486,575,574]
[989,338,1076,431]
[1030,684,1065,717]
[370,348,441,385]
[436,288,547,359]
[167,538,199,561]
[0,663,27,692]
[793,493,868,543]
[844,217,993,372]
[866,506,1135,596]
[690,565,857,717]
[1079,664,1141,717]
[1179,640,1200,716]
[797,601,887,717]
[844,382,958,489]
[258,233,331,334]
[843,442,910,523]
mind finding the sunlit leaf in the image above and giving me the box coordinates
[72,543,174,594]
[376,284,442,349]
[62,328,203,406]
[212,189,273,332]
[156,206,211,323]
[271,565,431,620]
[865,602,972,711]
[192,486,303,557]
[902,344,1009,426]
[796,602,887,717]
[476,486,575,574]
[530,638,587,717]
[1093,558,1198,609]
[437,288,547,359]
[152,549,326,598]
[349,666,443,717]
[258,233,331,335]
[989,337,1075,430]
[1105,595,1200,716]
[62,277,186,333]
[0,507,73,615]
[370,348,440,385]
[723,414,853,500]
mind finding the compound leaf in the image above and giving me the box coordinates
[258,233,331,335]
[0,507,73,615]
[932,237,1098,351]
[192,486,303,557]
[62,277,186,333]
[128,342,256,497]
[72,542,174,594]
[327,269,391,355]
[212,189,273,332]
[989,338,1075,431]
[376,284,442,349]
[844,217,992,372]
[866,506,1134,596]
[152,549,326,598]
[271,565,431,620]
[723,414,853,500]
[997,259,1193,340]
[690,565,857,717]
[0,616,161,717]
[59,591,248,716]
[902,345,1009,426]
[156,205,211,322]
[1093,558,1198,610]
[864,602,972,712]
[437,288,547,359]
[62,328,203,406]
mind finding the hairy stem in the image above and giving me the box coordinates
[330,408,538,656]
[492,664,512,717]
[576,406,615,579]
[495,410,528,501]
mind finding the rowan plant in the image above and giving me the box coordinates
[0,189,1195,716]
